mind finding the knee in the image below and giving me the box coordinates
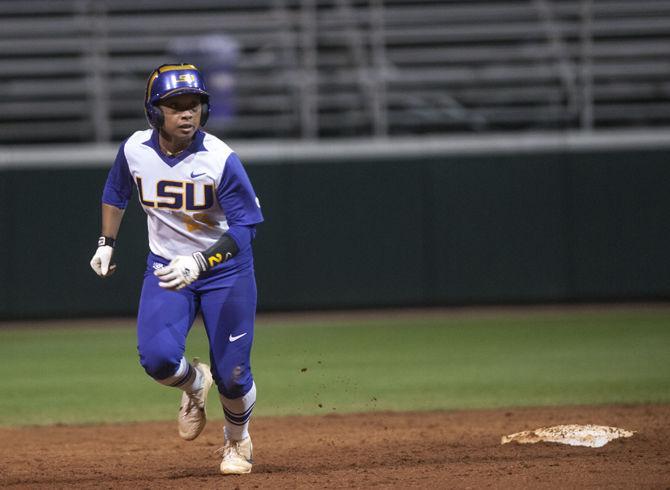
[138,346,181,381]
[215,364,253,398]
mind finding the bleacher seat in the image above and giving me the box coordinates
[0,0,669,143]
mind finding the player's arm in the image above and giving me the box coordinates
[101,203,125,239]
[90,204,125,277]
[154,226,255,290]
[193,231,241,270]
[91,141,133,278]
[154,226,253,289]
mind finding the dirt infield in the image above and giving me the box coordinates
[1,404,668,489]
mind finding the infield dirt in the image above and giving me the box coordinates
[1,404,668,489]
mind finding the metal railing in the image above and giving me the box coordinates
[1,0,670,144]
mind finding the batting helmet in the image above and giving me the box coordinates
[144,63,210,129]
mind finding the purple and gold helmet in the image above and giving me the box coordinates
[144,63,210,128]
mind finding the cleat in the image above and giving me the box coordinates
[178,359,213,441]
[219,437,253,475]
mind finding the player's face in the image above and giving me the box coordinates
[158,94,202,140]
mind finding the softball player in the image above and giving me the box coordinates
[90,64,263,475]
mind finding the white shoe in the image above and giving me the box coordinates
[177,359,213,441]
[219,437,253,475]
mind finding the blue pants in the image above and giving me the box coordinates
[136,253,256,399]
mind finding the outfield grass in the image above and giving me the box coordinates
[1,309,669,426]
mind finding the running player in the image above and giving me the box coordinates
[90,63,263,475]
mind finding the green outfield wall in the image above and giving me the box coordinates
[1,143,669,319]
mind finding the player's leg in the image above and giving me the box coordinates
[199,268,257,475]
[136,267,213,440]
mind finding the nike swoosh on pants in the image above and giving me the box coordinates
[229,333,248,342]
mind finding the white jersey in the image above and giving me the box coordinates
[102,129,263,260]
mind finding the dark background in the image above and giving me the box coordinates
[1,147,668,319]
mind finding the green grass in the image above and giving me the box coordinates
[1,309,669,426]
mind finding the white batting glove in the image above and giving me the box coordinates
[154,255,204,290]
[90,245,117,277]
